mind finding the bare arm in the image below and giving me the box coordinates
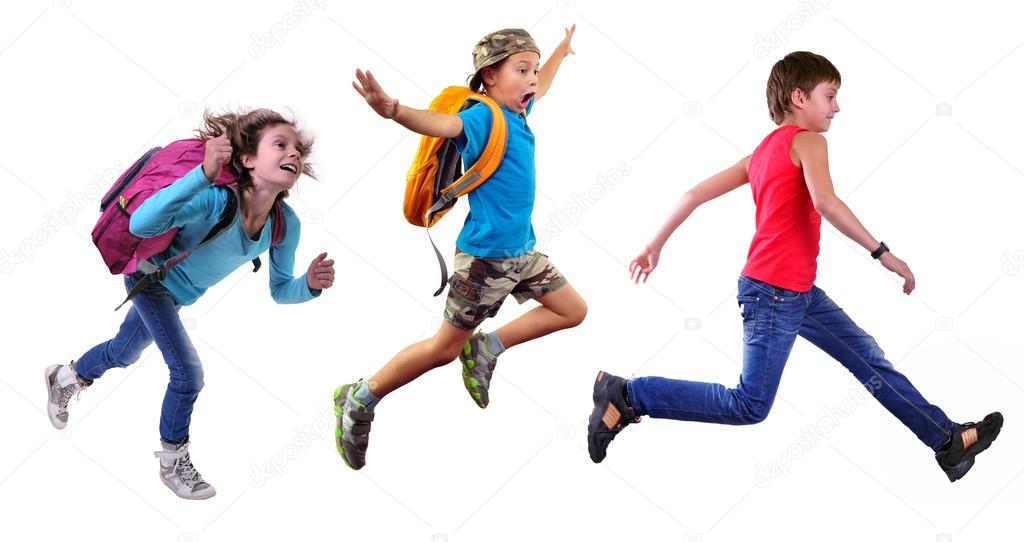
[393,106,462,139]
[793,131,878,249]
[353,69,462,138]
[794,131,916,294]
[536,24,575,101]
[629,156,751,283]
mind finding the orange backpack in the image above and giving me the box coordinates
[404,86,508,296]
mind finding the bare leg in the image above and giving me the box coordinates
[494,284,587,349]
[368,321,474,398]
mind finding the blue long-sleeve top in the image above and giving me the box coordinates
[129,165,320,306]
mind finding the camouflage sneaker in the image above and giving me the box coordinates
[935,412,1003,482]
[333,380,375,470]
[44,361,91,430]
[460,332,501,409]
[587,371,640,463]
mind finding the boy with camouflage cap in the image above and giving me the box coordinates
[336,26,583,470]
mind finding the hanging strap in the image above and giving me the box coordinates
[421,93,507,297]
[422,170,482,297]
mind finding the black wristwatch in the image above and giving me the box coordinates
[871,241,889,259]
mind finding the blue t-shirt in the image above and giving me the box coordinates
[129,165,320,306]
[454,97,536,257]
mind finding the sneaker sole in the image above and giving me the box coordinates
[587,371,614,463]
[43,364,65,430]
[333,384,361,470]
[459,339,491,409]
[158,476,217,500]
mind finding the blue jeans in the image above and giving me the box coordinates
[75,272,203,443]
[627,276,957,451]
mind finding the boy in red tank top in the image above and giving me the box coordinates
[587,52,1002,482]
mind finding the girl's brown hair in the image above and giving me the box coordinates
[195,108,316,198]
[766,52,842,125]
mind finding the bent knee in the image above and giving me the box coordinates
[564,297,588,328]
[432,335,468,364]
[729,391,771,425]
[737,401,772,425]
[169,368,204,395]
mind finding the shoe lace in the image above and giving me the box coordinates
[56,383,82,415]
[175,453,205,487]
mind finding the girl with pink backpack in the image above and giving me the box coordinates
[44,109,335,500]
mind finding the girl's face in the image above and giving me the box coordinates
[241,123,304,190]
[791,81,840,132]
[483,51,541,113]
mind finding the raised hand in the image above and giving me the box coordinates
[560,24,576,56]
[202,133,232,181]
[352,69,400,120]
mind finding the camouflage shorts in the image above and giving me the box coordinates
[444,249,568,330]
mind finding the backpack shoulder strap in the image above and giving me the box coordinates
[114,186,242,310]
[424,93,508,223]
[251,198,289,273]
[424,92,509,297]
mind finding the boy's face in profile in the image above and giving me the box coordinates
[483,51,541,113]
[793,80,840,132]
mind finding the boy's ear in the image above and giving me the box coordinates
[789,87,808,111]
[483,66,498,87]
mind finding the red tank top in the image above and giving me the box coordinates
[740,124,821,292]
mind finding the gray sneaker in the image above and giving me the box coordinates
[154,441,216,500]
[44,362,91,430]
[460,332,500,408]
[333,380,374,470]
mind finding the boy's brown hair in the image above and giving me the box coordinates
[766,51,842,125]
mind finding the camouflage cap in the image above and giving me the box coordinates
[472,28,540,72]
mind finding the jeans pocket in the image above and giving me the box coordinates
[737,295,759,343]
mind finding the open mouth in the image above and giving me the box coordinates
[280,163,298,174]
[518,92,535,109]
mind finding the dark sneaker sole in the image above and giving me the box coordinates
[588,371,632,464]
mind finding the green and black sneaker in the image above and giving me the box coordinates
[333,380,375,470]
[460,332,501,409]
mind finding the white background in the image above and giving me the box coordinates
[1,1,1021,540]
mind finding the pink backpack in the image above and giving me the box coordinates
[92,138,285,309]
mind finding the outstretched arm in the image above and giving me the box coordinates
[353,69,463,138]
[794,131,915,294]
[629,155,751,283]
[536,24,575,101]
